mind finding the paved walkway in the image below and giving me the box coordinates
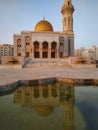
[0,68,98,86]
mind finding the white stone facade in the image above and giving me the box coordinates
[14,31,74,59]
[14,0,74,59]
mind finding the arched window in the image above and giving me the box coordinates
[25,36,30,46]
[43,88,48,98]
[33,41,40,58]
[34,87,39,98]
[42,41,48,58]
[59,37,64,49]
[59,37,64,58]
[51,42,57,58]
[34,41,39,49]
[51,42,57,49]
[42,41,48,49]
[17,39,21,48]
[51,86,57,97]
[59,36,64,44]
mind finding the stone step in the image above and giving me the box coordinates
[23,59,72,68]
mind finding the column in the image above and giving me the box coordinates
[56,83,60,97]
[32,42,34,59]
[39,86,43,98]
[40,42,42,58]
[48,85,52,98]
[57,42,59,58]
[48,42,51,58]
[21,34,26,57]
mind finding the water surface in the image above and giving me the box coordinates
[0,83,98,130]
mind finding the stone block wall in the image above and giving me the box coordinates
[2,56,24,65]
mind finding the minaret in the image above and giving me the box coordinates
[61,0,74,33]
[63,86,75,130]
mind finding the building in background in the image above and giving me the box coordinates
[0,44,14,64]
[74,45,98,64]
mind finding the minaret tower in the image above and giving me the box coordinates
[61,0,74,33]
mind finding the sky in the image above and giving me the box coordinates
[0,0,98,49]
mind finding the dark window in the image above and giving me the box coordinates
[51,52,55,58]
[34,52,40,58]
[51,42,57,49]
[43,52,48,58]
[18,53,21,56]
[34,41,39,49]
[43,42,48,49]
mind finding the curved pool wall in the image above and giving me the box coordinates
[0,77,98,92]
[0,81,20,92]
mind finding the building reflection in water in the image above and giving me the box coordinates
[14,82,75,130]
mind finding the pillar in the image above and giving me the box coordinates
[40,42,42,58]
[48,42,51,58]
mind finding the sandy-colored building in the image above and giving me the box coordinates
[0,44,14,64]
[14,0,74,59]
[74,46,98,63]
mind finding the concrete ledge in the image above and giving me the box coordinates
[19,78,57,85]
[0,64,22,69]
[0,81,19,91]
[0,78,98,90]
[72,64,96,68]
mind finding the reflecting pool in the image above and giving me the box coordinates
[0,83,98,130]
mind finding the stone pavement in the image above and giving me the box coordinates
[0,68,98,86]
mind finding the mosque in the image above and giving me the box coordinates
[14,0,74,59]
[1,0,95,68]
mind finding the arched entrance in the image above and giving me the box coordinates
[25,36,30,58]
[51,42,57,58]
[42,41,48,58]
[34,41,40,58]
[59,37,64,58]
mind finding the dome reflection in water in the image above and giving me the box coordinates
[13,82,75,130]
[1,82,98,130]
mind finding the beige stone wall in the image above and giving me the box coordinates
[2,56,24,65]
[68,56,93,64]
[72,64,96,68]
[14,31,74,59]
[0,64,22,69]
[67,56,96,68]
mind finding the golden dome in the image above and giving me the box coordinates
[34,20,53,32]
[34,106,54,117]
